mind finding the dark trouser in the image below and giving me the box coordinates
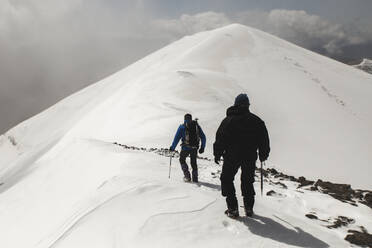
[179,149,198,181]
[220,157,256,210]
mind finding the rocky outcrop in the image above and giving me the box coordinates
[327,216,355,229]
[345,229,372,248]
[113,142,372,209]
[263,167,372,209]
[353,58,372,75]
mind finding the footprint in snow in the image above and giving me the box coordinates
[222,220,240,234]
[177,71,195,78]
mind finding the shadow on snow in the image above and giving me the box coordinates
[197,181,221,191]
[238,214,329,248]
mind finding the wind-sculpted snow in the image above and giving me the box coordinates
[0,24,371,247]
[39,141,372,247]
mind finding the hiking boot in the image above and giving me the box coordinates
[225,208,239,218]
[226,196,238,210]
[183,177,191,182]
[192,170,198,183]
[245,208,254,217]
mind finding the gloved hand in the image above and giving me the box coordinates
[214,156,220,164]
[199,147,204,154]
[169,146,174,151]
[259,155,268,162]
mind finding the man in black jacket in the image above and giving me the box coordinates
[213,93,270,218]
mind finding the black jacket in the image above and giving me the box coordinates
[213,105,270,162]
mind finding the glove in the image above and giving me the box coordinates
[214,156,220,165]
[259,155,268,162]
[199,148,204,154]
[169,146,174,151]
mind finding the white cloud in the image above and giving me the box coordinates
[1,5,372,133]
[234,9,369,55]
[152,9,371,55]
[153,12,231,39]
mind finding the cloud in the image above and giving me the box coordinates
[234,9,371,55]
[153,12,231,39]
[0,5,371,133]
[152,9,372,56]
[0,0,166,133]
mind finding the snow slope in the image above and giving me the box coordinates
[1,24,371,189]
[0,24,371,247]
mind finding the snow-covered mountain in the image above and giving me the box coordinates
[0,24,371,247]
[353,58,372,74]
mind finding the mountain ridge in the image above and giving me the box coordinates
[0,23,371,248]
[1,23,371,188]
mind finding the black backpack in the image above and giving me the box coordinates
[184,120,200,148]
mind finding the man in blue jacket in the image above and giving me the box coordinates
[170,113,206,183]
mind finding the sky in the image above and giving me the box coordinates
[1,0,372,134]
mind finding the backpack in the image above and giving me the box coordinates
[184,120,200,148]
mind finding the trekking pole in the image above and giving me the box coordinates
[169,151,173,179]
[260,161,264,196]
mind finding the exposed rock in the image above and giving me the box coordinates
[298,176,314,188]
[266,190,285,198]
[272,181,288,189]
[112,142,372,209]
[315,180,356,203]
[328,216,355,229]
[362,192,372,209]
[266,190,276,196]
[289,176,297,182]
[310,186,318,191]
[256,168,269,177]
[345,229,372,247]
[266,168,278,175]
[353,58,372,75]
[305,214,318,220]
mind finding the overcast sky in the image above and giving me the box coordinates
[1,0,372,134]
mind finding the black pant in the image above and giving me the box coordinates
[220,157,256,210]
[179,149,198,180]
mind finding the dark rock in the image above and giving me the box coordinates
[112,141,372,211]
[289,176,297,182]
[260,169,269,177]
[310,186,318,191]
[305,214,318,220]
[354,190,364,200]
[266,190,276,196]
[273,181,288,189]
[361,226,369,234]
[298,176,314,188]
[328,216,355,229]
[365,193,372,205]
[266,190,285,197]
[345,230,372,247]
[267,168,278,175]
[315,180,355,203]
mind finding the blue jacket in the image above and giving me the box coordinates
[171,121,206,151]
